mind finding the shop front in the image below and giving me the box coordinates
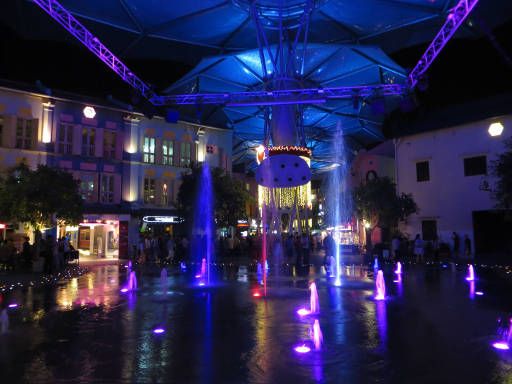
[70,214,130,260]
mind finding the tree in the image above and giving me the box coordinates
[491,138,512,209]
[353,176,418,246]
[176,165,252,229]
[0,163,83,229]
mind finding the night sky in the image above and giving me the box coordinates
[0,8,511,139]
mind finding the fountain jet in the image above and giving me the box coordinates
[311,319,323,350]
[466,264,475,281]
[192,164,214,285]
[375,270,386,301]
[310,281,319,313]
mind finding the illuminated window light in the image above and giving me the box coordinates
[488,122,504,137]
[83,106,96,119]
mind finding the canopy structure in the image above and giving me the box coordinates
[7,0,507,62]
[4,0,510,170]
[164,44,407,170]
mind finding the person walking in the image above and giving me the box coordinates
[21,237,32,270]
[452,232,460,259]
[391,235,400,261]
[414,234,424,263]
[464,235,472,257]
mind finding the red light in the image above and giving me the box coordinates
[253,292,261,297]
[0,224,5,229]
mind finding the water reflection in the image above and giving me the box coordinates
[1,263,512,383]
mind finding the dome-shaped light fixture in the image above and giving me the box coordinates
[83,106,96,119]
[488,122,504,137]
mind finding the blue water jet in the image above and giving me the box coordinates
[191,163,214,285]
[326,121,352,286]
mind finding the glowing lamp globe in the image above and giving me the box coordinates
[83,106,96,119]
[488,122,504,137]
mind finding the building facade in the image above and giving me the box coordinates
[0,83,232,259]
[395,115,510,256]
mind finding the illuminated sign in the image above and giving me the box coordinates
[142,216,181,224]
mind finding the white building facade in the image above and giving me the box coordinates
[395,115,510,255]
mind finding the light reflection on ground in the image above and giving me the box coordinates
[0,261,512,383]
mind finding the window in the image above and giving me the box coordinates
[143,136,155,163]
[100,174,114,203]
[144,178,155,204]
[464,156,487,176]
[103,130,117,159]
[180,142,191,167]
[416,161,430,182]
[81,127,96,156]
[0,115,3,146]
[422,220,437,241]
[80,173,96,202]
[57,123,74,154]
[162,140,174,166]
[162,182,169,206]
[16,118,35,149]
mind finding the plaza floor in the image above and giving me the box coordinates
[1,259,512,383]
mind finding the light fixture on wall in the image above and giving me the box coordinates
[83,106,96,119]
[488,122,504,137]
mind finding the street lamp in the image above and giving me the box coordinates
[488,122,504,137]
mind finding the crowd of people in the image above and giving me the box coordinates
[389,231,472,263]
[0,235,78,273]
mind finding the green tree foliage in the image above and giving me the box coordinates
[0,163,83,229]
[177,165,252,228]
[491,138,512,209]
[353,176,418,232]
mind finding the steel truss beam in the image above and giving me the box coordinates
[32,0,155,100]
[150,84,406,106]
[409,0,479,88]
[33,0,478,106]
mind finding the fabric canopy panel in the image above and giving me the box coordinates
[165,44,407,171]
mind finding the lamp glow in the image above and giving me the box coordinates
[153,328,165,334]
[83,106,96,119]
[488,122,504,137]
[8,304,18,308]
[492,342,509,350]
[297,308,310,316]
[294,344,311,353]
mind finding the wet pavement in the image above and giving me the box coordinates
[1,261,512,383]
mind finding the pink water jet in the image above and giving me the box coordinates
[311,319,323,350]
[309,282,319,314]
[201,258,207,277]
[466,264,475,281]
[121,271,137,293]
[375,270,386,301]
[395,262,402,275]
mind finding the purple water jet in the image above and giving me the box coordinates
[375,270,386,300]
[466,264,475,281]
[310,282,319,314]
[160,268,168,292]
[311,319,323,350]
